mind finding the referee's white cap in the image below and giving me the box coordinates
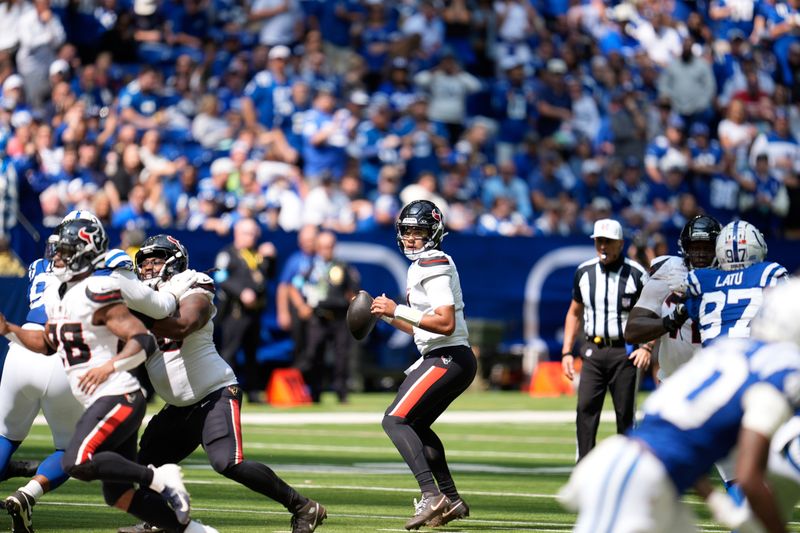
[591,219,623,240]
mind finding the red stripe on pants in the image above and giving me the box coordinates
[78,404,134,464]
[229,399,244,464]
[389,366,447,419]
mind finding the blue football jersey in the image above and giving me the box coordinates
[630,338,800,494]
[685,262,788,346]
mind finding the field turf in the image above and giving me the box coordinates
[1,391,797,532]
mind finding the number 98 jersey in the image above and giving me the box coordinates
[43,274,141,408]
[685,261,788,346]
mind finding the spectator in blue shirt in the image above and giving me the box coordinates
[118,66,164,130]
[376,57,417,113]
[492,56,537,164]
[477,195,533,236]
[351,102,400,189]
[302,87,348,182]
[536,58,572,138]
[111,183,157,230]
[481,160,532,220]
[242,44,294,131]
[740,152,790,236]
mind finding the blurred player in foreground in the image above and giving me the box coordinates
[559,279,800,533]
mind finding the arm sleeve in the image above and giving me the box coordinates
[113,269,176,319]
[422,273,454,309]
[634,279,670,315]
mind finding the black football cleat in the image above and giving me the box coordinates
[291,499,327,533]
[426,498,469,527]
[117,523,166,533]
[405,492,450,531]
[1,461,41,482]
[5,489,35,533]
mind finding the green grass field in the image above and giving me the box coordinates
[1,391,797,532]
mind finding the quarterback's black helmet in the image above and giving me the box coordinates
[679,215,721,268]
[135,234,189,282]
[52,218,109,282]
[395,200,446,260]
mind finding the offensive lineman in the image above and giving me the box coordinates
[624,215,721,381]
[116,235,326,533]
[0,219,215,533]
[0,210,198,533]
[370,200,477,530]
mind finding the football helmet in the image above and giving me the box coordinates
[135,234,189,283]
[715,220,768,271]
[46,210,102,260]
[751,279,800,347]
[679,215,721,268]
[395,200,447,260]
[51,219,108,282]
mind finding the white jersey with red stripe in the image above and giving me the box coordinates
[634,256,701,380]
[406,250,470,355]
[43,274,141,408]
[146,273,237,407]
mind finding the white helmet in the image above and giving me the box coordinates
[751,280,800,347]
[715,220,768,271]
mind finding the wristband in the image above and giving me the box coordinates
[380,315,393,324]
[113,350,147,372]
[4,332,20,346]
[562,352,574,359]
[639,344,652,353]
[394,305,424,326]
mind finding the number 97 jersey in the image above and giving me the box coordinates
[43,274,141,408]
[685,261,788,346]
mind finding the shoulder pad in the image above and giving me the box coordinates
[649,255,684,280]
[28,258,47,281]
[104,249,134,270]
[192,272,216,294]
[85,275,123,305]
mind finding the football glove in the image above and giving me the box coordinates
[662,303,689,334]
[161,269,199,301]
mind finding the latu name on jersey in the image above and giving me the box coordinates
[685,261,788,346]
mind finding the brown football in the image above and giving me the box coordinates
[347,290,379,340]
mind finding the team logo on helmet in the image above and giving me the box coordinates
[431,209,442,222]
[77,227,93,244]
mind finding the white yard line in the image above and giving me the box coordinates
[31,410,612,427]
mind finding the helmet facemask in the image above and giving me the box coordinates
[51,219,108,282]
[135,235,189,287]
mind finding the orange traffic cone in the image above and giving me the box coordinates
[527,360,578,397]
[266,368,312,406]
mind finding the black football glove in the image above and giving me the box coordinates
[662,303,689,334]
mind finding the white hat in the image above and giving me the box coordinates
[134,0,157,16]
[268,45,291,60]
[349,90,369,106]
[49,59,69,77]
[590,218,623,240]
[11,110,32,128]
[2,74,23,93]
[210,157,235,175]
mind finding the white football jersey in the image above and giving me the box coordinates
[634,256,701,379]
[146,273,237,406]
[43,274,141,408]
[406,250,470,355]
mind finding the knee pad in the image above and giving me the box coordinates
[65,461,97,482]
[102,483,130,507]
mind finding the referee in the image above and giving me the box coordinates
[561,219,650,460]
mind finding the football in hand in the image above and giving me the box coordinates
[347,290,379,340]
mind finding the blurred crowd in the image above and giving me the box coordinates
[0,0,799,248]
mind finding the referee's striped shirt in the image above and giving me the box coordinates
[572,256,649,342]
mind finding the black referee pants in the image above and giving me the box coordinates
[576,344,637,460]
